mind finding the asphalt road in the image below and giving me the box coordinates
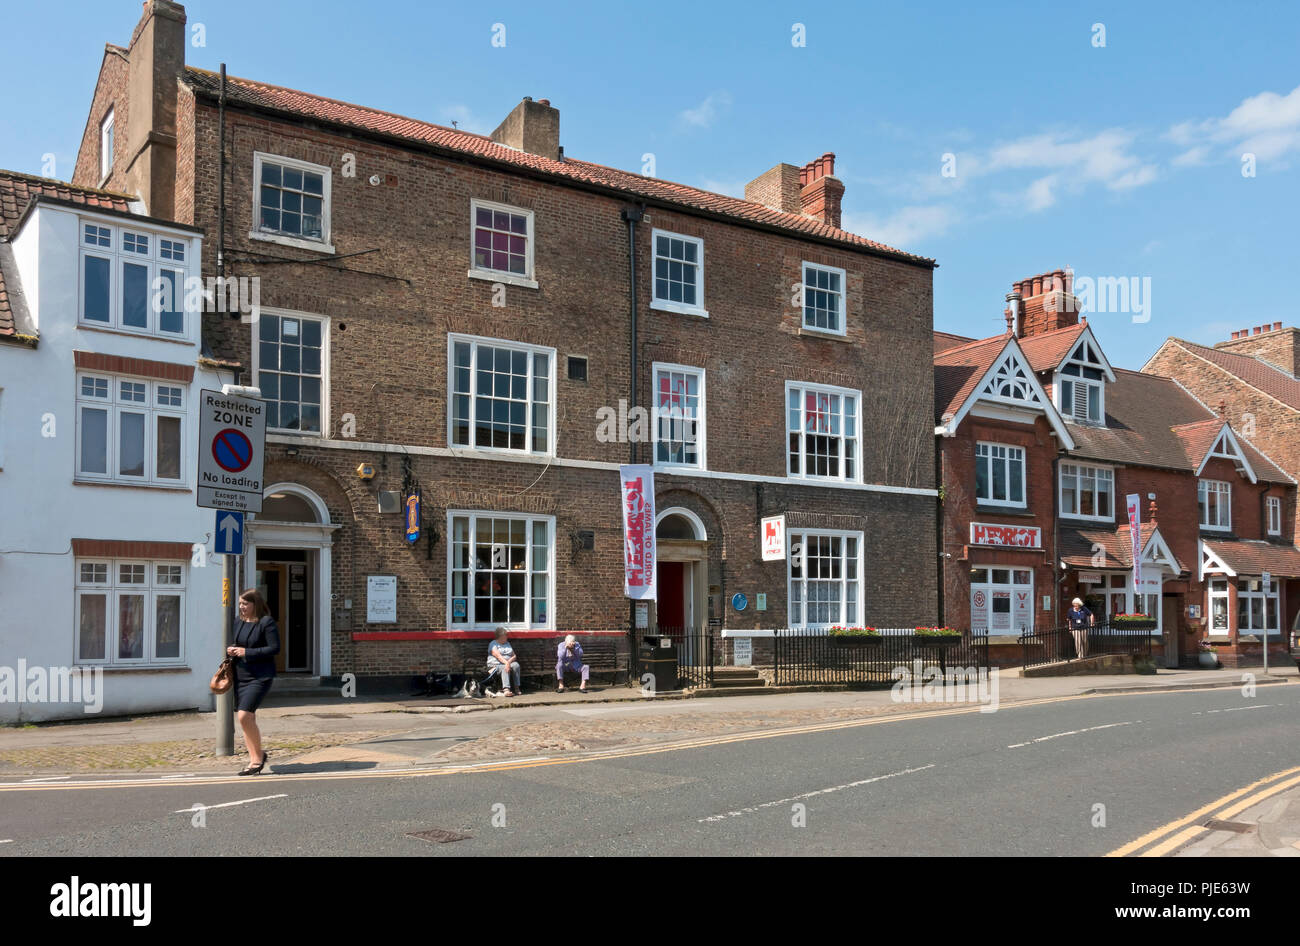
[2,685,1296,856]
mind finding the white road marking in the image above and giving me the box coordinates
[22,776,70,783]
[1221,704,1273,712]
[0,839,13,844]
[1007,720,1136,749]
[698,764,936,823]
[174,793,288,813]
[159,774,200,780]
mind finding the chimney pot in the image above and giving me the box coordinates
[537,99,549,106]
[1274,321,1282,331]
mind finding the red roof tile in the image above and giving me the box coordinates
[933,334,1011,421]
[1059,522,1185,574]
[1203,539,1300,578]
[182,68,934,266]
[0,170,134,337]
[1018,323,1086,372]
[1160,338,1300,412]
[933,330,975,355]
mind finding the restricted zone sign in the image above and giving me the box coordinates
[198,389,266,513]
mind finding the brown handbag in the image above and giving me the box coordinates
[210,656,236,694]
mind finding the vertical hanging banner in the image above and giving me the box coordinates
[620,464,657,600]
[405,492,421,544]
[1126,493,1142,608]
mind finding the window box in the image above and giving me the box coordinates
[251,152,333,252]
[1110,614,1157,631]
[828,626,881,647]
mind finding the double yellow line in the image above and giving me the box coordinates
[1107,765,1300,857]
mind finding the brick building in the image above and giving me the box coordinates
[937,270,1298,667]
[65,1,939,690]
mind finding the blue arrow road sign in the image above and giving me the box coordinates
[215,510,244,556]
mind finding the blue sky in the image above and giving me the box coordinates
[2,0,1297,368]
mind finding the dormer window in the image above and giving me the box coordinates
[1056,337,1108,424]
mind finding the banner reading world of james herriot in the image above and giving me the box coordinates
[620,464,657,601]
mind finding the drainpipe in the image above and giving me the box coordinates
[1054,450,1066,624]
[935,437,945,627]
[622,206,644,639]
[218,64,226,285]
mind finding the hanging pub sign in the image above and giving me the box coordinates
[619,464,656,601]
[405,492,421,544]
[969,522,1041,548]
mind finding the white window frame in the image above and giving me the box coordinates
[801,261,847,336]
[250,151,334,253]
[785,380,862,484]
[1237,577,1280,636]
[1266,496,1282,536]
[969,566,1036,634]
[975,441,1026,508]
[651,362,706,471]
[447,333,556,457]
[1198,479,1232,531]
[1207,578,1232,638]
[1100,572,1162,634]
[251,308,330,436]
[787,529,864,631]
[99,109,114,181]
[74,558,187,666]
[650,228,707,317]
[1059,462,1114,522]
[1056,339,1107,424]
[468,198,537,289]
[75,373,187,487]
[78,219,196,341]
[445,510,556,631]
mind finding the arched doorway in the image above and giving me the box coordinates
[655,508,708,664]
[246,483,339,677]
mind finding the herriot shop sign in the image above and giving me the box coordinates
[619,464,656,600]
[969,523,1042,548]
[197,390,266,513]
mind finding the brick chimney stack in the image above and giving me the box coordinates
[123,0,186,217]
[1010,268,1082,338]
[491,97,561,161]
[798,152,843,228]
[744,153,844,228]
[1215,322,1300,378]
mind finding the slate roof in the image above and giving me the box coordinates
[0,170,134,337]
[1156,337,1300,413]
[180,67,933,267]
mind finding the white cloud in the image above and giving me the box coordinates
[984,128,1159,193]
[679,91,733,129]
[841,205,958,249]
[437,104,490,135]
[1166,85,1300,163]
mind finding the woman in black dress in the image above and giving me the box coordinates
[228,588,280,776]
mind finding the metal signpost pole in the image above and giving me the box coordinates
[217,552,235,756]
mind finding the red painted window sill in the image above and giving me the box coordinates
[351,629,628,641]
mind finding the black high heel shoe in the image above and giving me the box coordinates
[238,751,268,776]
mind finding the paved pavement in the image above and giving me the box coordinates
[0,664,1293,776]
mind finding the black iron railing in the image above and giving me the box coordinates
[772,629,991,688]
[1018,620,1154,669]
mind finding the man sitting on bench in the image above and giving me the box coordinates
[556,634,590,693]
[487,627,522,697]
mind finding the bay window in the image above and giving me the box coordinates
[788,530,863,629]
[1059,462,1113,520]
[75,559,186,664]
[976,442,1025,507]
[1198,480,1231,530]
[76,374,185,486]
[786,381,860,482]
[448,512,554,629]
[449,335,554,454]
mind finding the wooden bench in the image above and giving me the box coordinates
[460,637,630,692]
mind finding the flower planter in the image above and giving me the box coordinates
[830,636,882,648]
[1198,652,1218,669]
[1110,620,1157,632]
[910,634,962,647]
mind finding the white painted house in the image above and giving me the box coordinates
[0,171,225,722]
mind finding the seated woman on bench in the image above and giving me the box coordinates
[555,634,590,693]
[487,627,522,697]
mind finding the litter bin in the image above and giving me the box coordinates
[639,635,679,691]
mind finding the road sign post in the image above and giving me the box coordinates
[199,387,265,757]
